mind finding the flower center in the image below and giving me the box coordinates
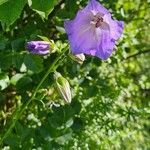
[91,14,104,28]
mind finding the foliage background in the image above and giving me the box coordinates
[0,0,150,149]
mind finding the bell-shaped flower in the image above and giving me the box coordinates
[64,0,124,60]
[27,41,50,55]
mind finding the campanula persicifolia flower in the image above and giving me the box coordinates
[64,0,124,60]
[27,41,50,55]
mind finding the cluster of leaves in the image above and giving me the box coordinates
[0,0,150,149]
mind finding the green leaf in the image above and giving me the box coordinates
[0,54,12,70]
[37,35,50,42]
[16,76,32,90]
[0,72,9,90]
[10,73,25,85]
[0,41,6,50]
[30,0,56,18]
[11,38,25,51]
[0,0,8,5]
[12,53,25,71]
[4,134,20,149]
[0,0,27,28]
[65,118,74,128]
[55,132,72,145]
[24,54,43,74]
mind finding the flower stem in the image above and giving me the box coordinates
[0,47,68,146]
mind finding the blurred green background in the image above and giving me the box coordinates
[0,0,150,149]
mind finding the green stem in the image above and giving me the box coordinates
[0,47,68,146]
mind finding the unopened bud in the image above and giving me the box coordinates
[27,41,50,55]
[54,72,72,104]
[71,53,85,64]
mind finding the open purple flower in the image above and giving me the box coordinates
[64,0,124,60]
[27,41,50,55]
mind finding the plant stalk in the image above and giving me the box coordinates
[0,47,68,146]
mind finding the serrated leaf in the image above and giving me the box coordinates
[31,0,55,18]
[24,54,43,74]
[0,0,27,28]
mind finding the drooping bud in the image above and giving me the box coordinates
[71,53,85,64]
[54,72,72,104]
[27,41,50,55]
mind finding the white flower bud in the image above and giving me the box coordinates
[54,72,72,104]
[71,53,85,64]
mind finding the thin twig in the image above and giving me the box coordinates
[125,49,150,60]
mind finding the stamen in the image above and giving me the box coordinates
[91,13,104,28]
[95,17,103,28]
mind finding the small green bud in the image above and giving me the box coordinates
[54,72,72,104]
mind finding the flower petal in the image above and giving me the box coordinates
[30,49,49,55]
[64,10,97,54]
[27,41,50,55]
[104,13,124,40]
[95,28,115,60]
[85,0,109,15]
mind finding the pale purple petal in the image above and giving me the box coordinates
[85,0,109,15]
[65,21,97,54]
[27,41,50,55]
[31,49,49,55]
[64,10,96,54]
[96,28,115,60]
[79,28,115,60]
[103,13,124,40]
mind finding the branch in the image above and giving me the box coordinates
[125,49,150,60]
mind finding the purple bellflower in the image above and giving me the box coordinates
[27,41,50,55]
[64,0,124,60]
